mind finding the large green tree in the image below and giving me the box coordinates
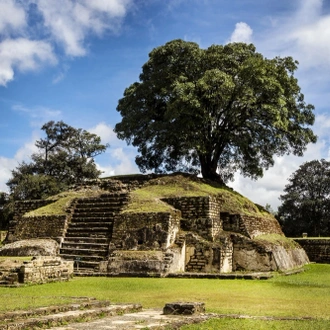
[278,159,330,237]
[7,121,109,200]
[115,40,317,182]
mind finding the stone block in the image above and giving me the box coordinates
[163,302,205,315]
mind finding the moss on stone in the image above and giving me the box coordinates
[24,190,105,217]
[254,234,300,250]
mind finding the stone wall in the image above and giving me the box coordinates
[107,250,166,275]
[163,196,222,241]
[184,233,233,273]
[6,200,54,242]
[12,215,67,242]
[19,256,73,284]
[111,210,181,250]
[294,238,330,263]
[71,178,129,192]
[222,213,284,239]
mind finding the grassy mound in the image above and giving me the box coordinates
[22,174,272,219]
[123,174,271,217]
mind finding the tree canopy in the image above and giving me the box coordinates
[278,159,330,237]
[7,121,109,200]
[115,39,317,182]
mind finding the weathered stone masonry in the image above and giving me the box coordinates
[163,196,222,241]
[19,256,73,284]
[294,239,330,263]
[4,177,310,276]
[0,256,73,285]
[6,200,54,243]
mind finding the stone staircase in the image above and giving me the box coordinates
[60,192,129,274]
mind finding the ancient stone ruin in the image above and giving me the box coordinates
[1,174,309,277]
[0,256,73,286]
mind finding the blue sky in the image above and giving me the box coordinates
[1,0,330,210]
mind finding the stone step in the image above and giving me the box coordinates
[73,268,104,276]
[60,254,105,263]
[69,222,113,228]
[75,197,129,205]
[0,302,142,330]
[71,211,118,218]
[61,242,109,250]
[66,226,110,233]
[70,216,115,222]
[60,248,108,257]
[74,201,127,208]
[63,237,109,244]
[77,193,129,200]
[65,232,109,238]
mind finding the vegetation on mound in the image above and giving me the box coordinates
[254,234,300,250]
[24,190,105,217]
[122,174,272,217]
[22,174,272,219]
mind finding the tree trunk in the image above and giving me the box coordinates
[200,156,224,184]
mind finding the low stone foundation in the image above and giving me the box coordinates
[19,256,74,284]
[0,256,73,286]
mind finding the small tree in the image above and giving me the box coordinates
[115,39,317,182]
[7,121,109,200]
[278,159,330,237]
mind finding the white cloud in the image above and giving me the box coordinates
[88,122,140,177]
[0,0,133,85]
[88,122,118,145]
[52,64,70,84]
[34,0,133,56]
[0,157,16,192]
[0,38,56,86]
[14,137,39,164]
[0,132,40,193]
[97,147,139,178]
[0,0,26,35]
[258,0,330,71]
[227,0,330,209]
[84,0,131,17]
[229,22,253,43]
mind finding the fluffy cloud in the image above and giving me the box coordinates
[0,38,56,86]
[34,0,133,56]
[0,0,26,34]
[229,22,253,43]
[227,0,330,209]
[88,122,118,145]
[0,0,133,85]
[259,0,330,70]
[0,157,16,192]
[0,132,40,192]
[88,122,140,177]
[97,147,140,178]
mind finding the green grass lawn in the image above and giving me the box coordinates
[0,264,329,329]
